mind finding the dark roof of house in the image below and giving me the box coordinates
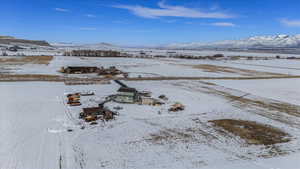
[117,87,137,93]
[83,107,103,114]
[67,66,98,70]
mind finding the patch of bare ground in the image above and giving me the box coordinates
[209,119,290,145]
[0,74,111,84]
[191,64,285,76]
[0,74,62,81]
[0,55,53,65]
[144,121,257,160]
[136,117,291,159]
[1,74,300,82]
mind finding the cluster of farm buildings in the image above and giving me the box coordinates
[66,79,183,125]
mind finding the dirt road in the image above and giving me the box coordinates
[1,74,300,82]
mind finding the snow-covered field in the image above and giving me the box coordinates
[2,55,300,78]
[209,78,300,106]
[1,80,300,169]
[1,56,300,169]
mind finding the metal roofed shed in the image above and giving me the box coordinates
[112,80,140,103]
[140,97,164,106]
[80,91,95,96]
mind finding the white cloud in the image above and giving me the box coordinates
[113,1,234,19]
[85,14,96,18]
[211,22,236,27]
[54,8,69,12]
[280,19,300,27]
[80,27,97,31]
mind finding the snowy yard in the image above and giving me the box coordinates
[1,80,300,169]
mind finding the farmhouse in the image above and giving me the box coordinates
[111,80,165,105]
[80,102,117,122]
[80,103,105,117]
[82,107,103,117]
[61,66,98,74]
[114,87,139,103]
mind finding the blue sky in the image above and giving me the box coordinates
[1,0,300,45]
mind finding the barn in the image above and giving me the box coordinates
[62,66,98,74]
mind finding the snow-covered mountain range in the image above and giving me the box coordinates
[166,34,300,49]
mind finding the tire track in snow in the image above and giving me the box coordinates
[230,61,300,71]
[72,145,86,169]
[58,133,66,169]
[171,81,300,128]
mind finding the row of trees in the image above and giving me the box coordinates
[64,50,122,57]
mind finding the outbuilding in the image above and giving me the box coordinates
[82,107,103,117]
[114,87,139,103]
[140,97,164,106]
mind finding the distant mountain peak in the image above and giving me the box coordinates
[166,34,300,49]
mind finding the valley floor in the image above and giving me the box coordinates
[1,56,300,169]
